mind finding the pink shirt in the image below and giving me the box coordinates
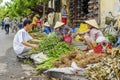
[85,28,103,42]
[36,19,41,27]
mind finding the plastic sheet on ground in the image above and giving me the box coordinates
[44,62,86,76]
[30,52,48,64]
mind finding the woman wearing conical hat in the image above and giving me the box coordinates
[54,21,72,44]
[84,19,106,49]
[54,21,64,36]
[54,21,72,36]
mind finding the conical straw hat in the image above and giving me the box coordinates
[85,19,99,29]
[54,21,64,29]
[44,22,50,27]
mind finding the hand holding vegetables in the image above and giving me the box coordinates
[32,44,39,50]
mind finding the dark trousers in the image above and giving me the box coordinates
[5,24,10,34]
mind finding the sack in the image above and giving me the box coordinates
[30,52,48,64]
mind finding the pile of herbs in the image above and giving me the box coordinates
[30,32,75,70]
[104,33,117,44]
[36,41,75,71]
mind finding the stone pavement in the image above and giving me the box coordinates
[0,28,49,80]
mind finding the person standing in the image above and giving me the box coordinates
[22,16,27,23]
[1,19,4,30]
[4,15,10,34]
[36,16,41,30]
[32,14,39,30]
[48,9,55,30]
[12,18,18,33]
[18,21,23,30]
[61,5,68,25]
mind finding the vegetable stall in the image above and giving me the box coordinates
[28,31,120,80]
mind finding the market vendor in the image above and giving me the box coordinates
[84,19,106,49]
[75,19,108,50]
[13,20,40,59]
[54,21,64,36]
[32,14,39,30]
[54,21,72,44]
[74,23,90,42]
[43,22,52,34]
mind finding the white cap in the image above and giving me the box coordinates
[44,22,50,27]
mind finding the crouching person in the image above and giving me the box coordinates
[54,21,72,44]
[13,20,40,59]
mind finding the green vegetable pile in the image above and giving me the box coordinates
[31,32,75,71]
[29,32,60,54]
[38,35,61,54]
[105,33,116,44]
[36,41,74,71]
[48,42,74,57]
[36,57,58,71]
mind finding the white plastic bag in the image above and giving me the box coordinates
[30,52,48,64]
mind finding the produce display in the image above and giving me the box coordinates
[35,42,74,70]
[38,34,61,54]
[36,57,57,71]
[85,48,120,80]
[29,32,75,70]
[29,32,60,54]
[53,50,107,68]
[105,33,116,44]
[28,31,120,80]
[47,42,74,57]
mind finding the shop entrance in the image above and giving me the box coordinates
[69,0,100,27]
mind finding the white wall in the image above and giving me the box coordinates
[100,0,120,28]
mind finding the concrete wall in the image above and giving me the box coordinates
[100,0,120,28]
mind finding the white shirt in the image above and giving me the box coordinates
[13,29,33,55]
[48,12,54,25]
[4,17,10,25]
